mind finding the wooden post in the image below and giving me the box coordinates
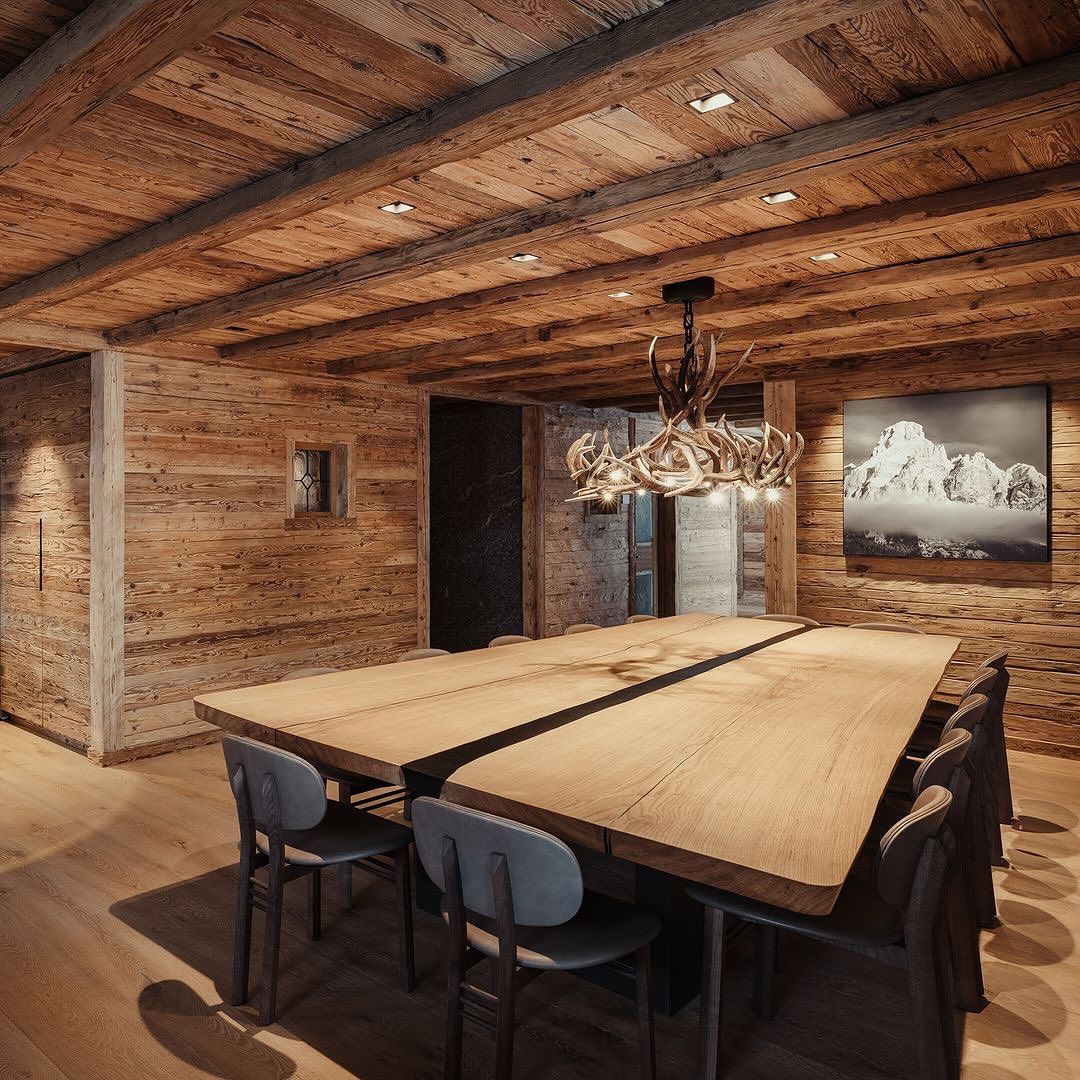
[764,380,797,616]
[522,406,546,639]
[89,349,124,761]
[416,389,430,648]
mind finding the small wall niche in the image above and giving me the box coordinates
[285,438,354,523]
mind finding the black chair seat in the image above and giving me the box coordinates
[257,801,412,867]
[445,890,661,970]
[688,875,905,949]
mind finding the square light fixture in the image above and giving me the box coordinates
[761,190,799,205]
[810,252,839,262]
[379,201,415,214]
[688,90,736,113]
[608,290,633,298]
[509,252,540,262]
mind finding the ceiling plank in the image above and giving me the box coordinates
[0,0,257,173]
[109,53,1080,346]
[340,234,1080,380]
[0,0,885,322]
[0,348,79,378]
[316,165,1080,373]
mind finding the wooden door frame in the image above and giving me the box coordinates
[416,390,545,646]
[763,380,797,615]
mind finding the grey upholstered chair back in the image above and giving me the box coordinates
[873,785,952,907]
[913,729,972,796]
[626,614,658,624]
[279,666,339,681]
[942,693,989,737]
[222,734,327,832]
[489,635,533,647]
[850,621,925,634]
[399,647,451,661]
[564,622,602,635]
[411,798,584,926]
[753,614,821,627]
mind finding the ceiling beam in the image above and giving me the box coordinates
[109,53,1080,347]
[0,0,257,173]
[0,0,883,322]
[302,164,1080,372]
[504,313,1080,399]
[0,319,219,362]
[0,347,78,378]
[339,233,1080,381]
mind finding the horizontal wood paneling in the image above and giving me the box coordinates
[121,356,419,753]
[795,346,1080,758]
[0,357,91,748]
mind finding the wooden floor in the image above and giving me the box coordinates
[0,724,1077,1080]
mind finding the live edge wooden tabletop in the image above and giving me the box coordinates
[195,615,959,915]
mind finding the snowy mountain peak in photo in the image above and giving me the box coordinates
[844,421,1047,512]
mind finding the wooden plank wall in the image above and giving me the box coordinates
[0,357,91,749]
[676,491,738,615]
[543,405,631,635]
[120,356,419,757]
[795,347,1080,759]
[739,497,766,615]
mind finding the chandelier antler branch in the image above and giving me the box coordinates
[566,277,803,505]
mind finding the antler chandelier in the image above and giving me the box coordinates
[566,276,803,505]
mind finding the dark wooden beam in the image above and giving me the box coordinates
[109,54,1080,346]
[0,0,256,173]
[0,347,78,378]
[298,164,1080,371]
[0,318,220,362]
[0,0,884,321]
[335,233,1080,381]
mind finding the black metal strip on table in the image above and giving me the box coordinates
[401,623,812,796]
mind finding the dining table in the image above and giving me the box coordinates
[194,613,960,1011]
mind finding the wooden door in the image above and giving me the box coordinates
[0,359,92,749]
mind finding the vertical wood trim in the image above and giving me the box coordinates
[522,405,545,638]
[764,380,797,615]
[89,349,124,759]
[417,390,430,648]
[727,488,740,616]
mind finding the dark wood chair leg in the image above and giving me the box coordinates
[774,928,789,974]
[945,868,983,1011]
[753,925,778,1020]
[635,945,656,1080]
[259,849,285,1026]
[699,906,725,1080]
[994,723,1015,825]
[394,847,416,992]
[231,840,255,1005]
[967,783,998,929]
[307,867,321,941]
[493,970,516,1080]
[338,782,353,910]
[907,923,958,1080]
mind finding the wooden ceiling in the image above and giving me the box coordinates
[0,0,1077,399]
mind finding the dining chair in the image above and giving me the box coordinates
[411,797,661,1080]
[564,622,602,635]
[752,614,821,627]
[489,635,533,647]
[626,614,658,623]
[850,621,926,634]
[874,729,984,1012]
[691,786,957,1080]
[400,647,451,661]
[923,652,1013,825]
[279,668,406,911]
[222,734,416,1025]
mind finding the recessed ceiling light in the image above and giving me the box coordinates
[509,252,540,262]
[608,290,633,298]
[379,201,415,214]
[761,190,799,205]
[810,252,839,262]
[688,90,736,113]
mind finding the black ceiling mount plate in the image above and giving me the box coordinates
[662,276,715,304]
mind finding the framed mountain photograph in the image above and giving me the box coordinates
[843,385,1049,562]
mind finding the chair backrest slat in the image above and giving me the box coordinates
[564,623,602,635]
[753,614,821,627]
[222,734,326,832]
[873,785,952,907]
[412,798,583,926]
[279,666,339,682]
[960,668,998,702]
[489,635,533,647]
[942,693,989,737]
[626,614,658,624]
[849,621,925,634]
